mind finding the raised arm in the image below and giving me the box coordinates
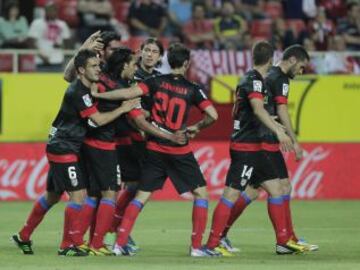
[64,31,103,82]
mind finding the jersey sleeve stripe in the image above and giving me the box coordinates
[198,100,212,111]
[127,108,144,119]
[248,92,264,100]
[138,82,149,95]
[80,106,98,118]
[274,96,288,104]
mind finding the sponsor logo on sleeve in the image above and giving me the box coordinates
[253,80,262,92]
[282,83,289,96]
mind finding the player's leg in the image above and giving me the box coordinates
[13,190,62,255]
[113,190,152,256]
[220,185,259,252]
[56,161,88,256]
[113,150,167,256]
[80,147,118,255]
[261,179,304,254]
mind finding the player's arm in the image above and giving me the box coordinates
[91,83,146,100]
[186,105,218,139]
[250,98,293,152]
[277,104,303,160]
[63,31,103,82]
[89,99,140,127]
[129,110,186,145]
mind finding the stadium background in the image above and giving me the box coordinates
[0,0,359,201]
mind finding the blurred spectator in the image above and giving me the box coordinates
[308,7,335,51]
[77,0,115,42]
[321,35,356,74]
[28,3,71,69]
[214,1,247,49]
[282,0,306,20]
[202,0,222,18]
[270,17,296,50]
[128,0,167,37]
[167,0,192,39]
[0,1,29,48]
[318,0,347,21]
[183,3,214,49]
[235,0,266,21]
[338,2,360,51]
[303,37,316,51]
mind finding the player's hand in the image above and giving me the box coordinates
[276,130,293,152]
[294,142,304,161]
[121,98,141,113]
[81,31,103,52]
[170,130,187,145]
[90,83,99,97]
[186,125,200,139]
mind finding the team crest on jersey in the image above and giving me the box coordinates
[282,84,289,96]
[82,94,93,107]
[253,80,262,92]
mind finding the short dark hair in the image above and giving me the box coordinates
[74,49,97,71]
[106,47,134,79]
[100,31,121,49]
[282,44,310,62]
[167,43,190,69]
[252,41,274,66]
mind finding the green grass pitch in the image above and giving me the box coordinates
[1,200,359,270]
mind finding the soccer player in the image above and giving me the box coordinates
[108,38,165,248]
[12,49,139,256]
[204,41,307,256]
[91,43,218,257]
[219,45,318,254]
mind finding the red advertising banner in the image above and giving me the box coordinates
[1,142,359,201]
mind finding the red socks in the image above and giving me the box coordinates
[222,192,252,237]
[283,195,298,241]
[267,197,288,245]
[60,202,83,249]
[116,199,143,247]
[90,199,116,249]
[19,196,51,241]
[207,198,233,249]
[111,189,135,232]
[192,199,208,249]
[78,197,98,241]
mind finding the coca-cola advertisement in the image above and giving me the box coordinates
[1,142,360,201]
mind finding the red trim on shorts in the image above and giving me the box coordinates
[274,96,288,104]
[129,131,144,142]
[230,142,280,152]
[46,153,78,163]
[138,82,149,95]
[198,100,212,111]
[115,137,132,146]
[80,106,98,118]
[248,92,264,100]
[128,108,144,119]
[147,141,192,155]
[84,138,116,150]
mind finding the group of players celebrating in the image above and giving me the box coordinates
[12,31,318,257]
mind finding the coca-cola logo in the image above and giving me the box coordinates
[0,156,48,200]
